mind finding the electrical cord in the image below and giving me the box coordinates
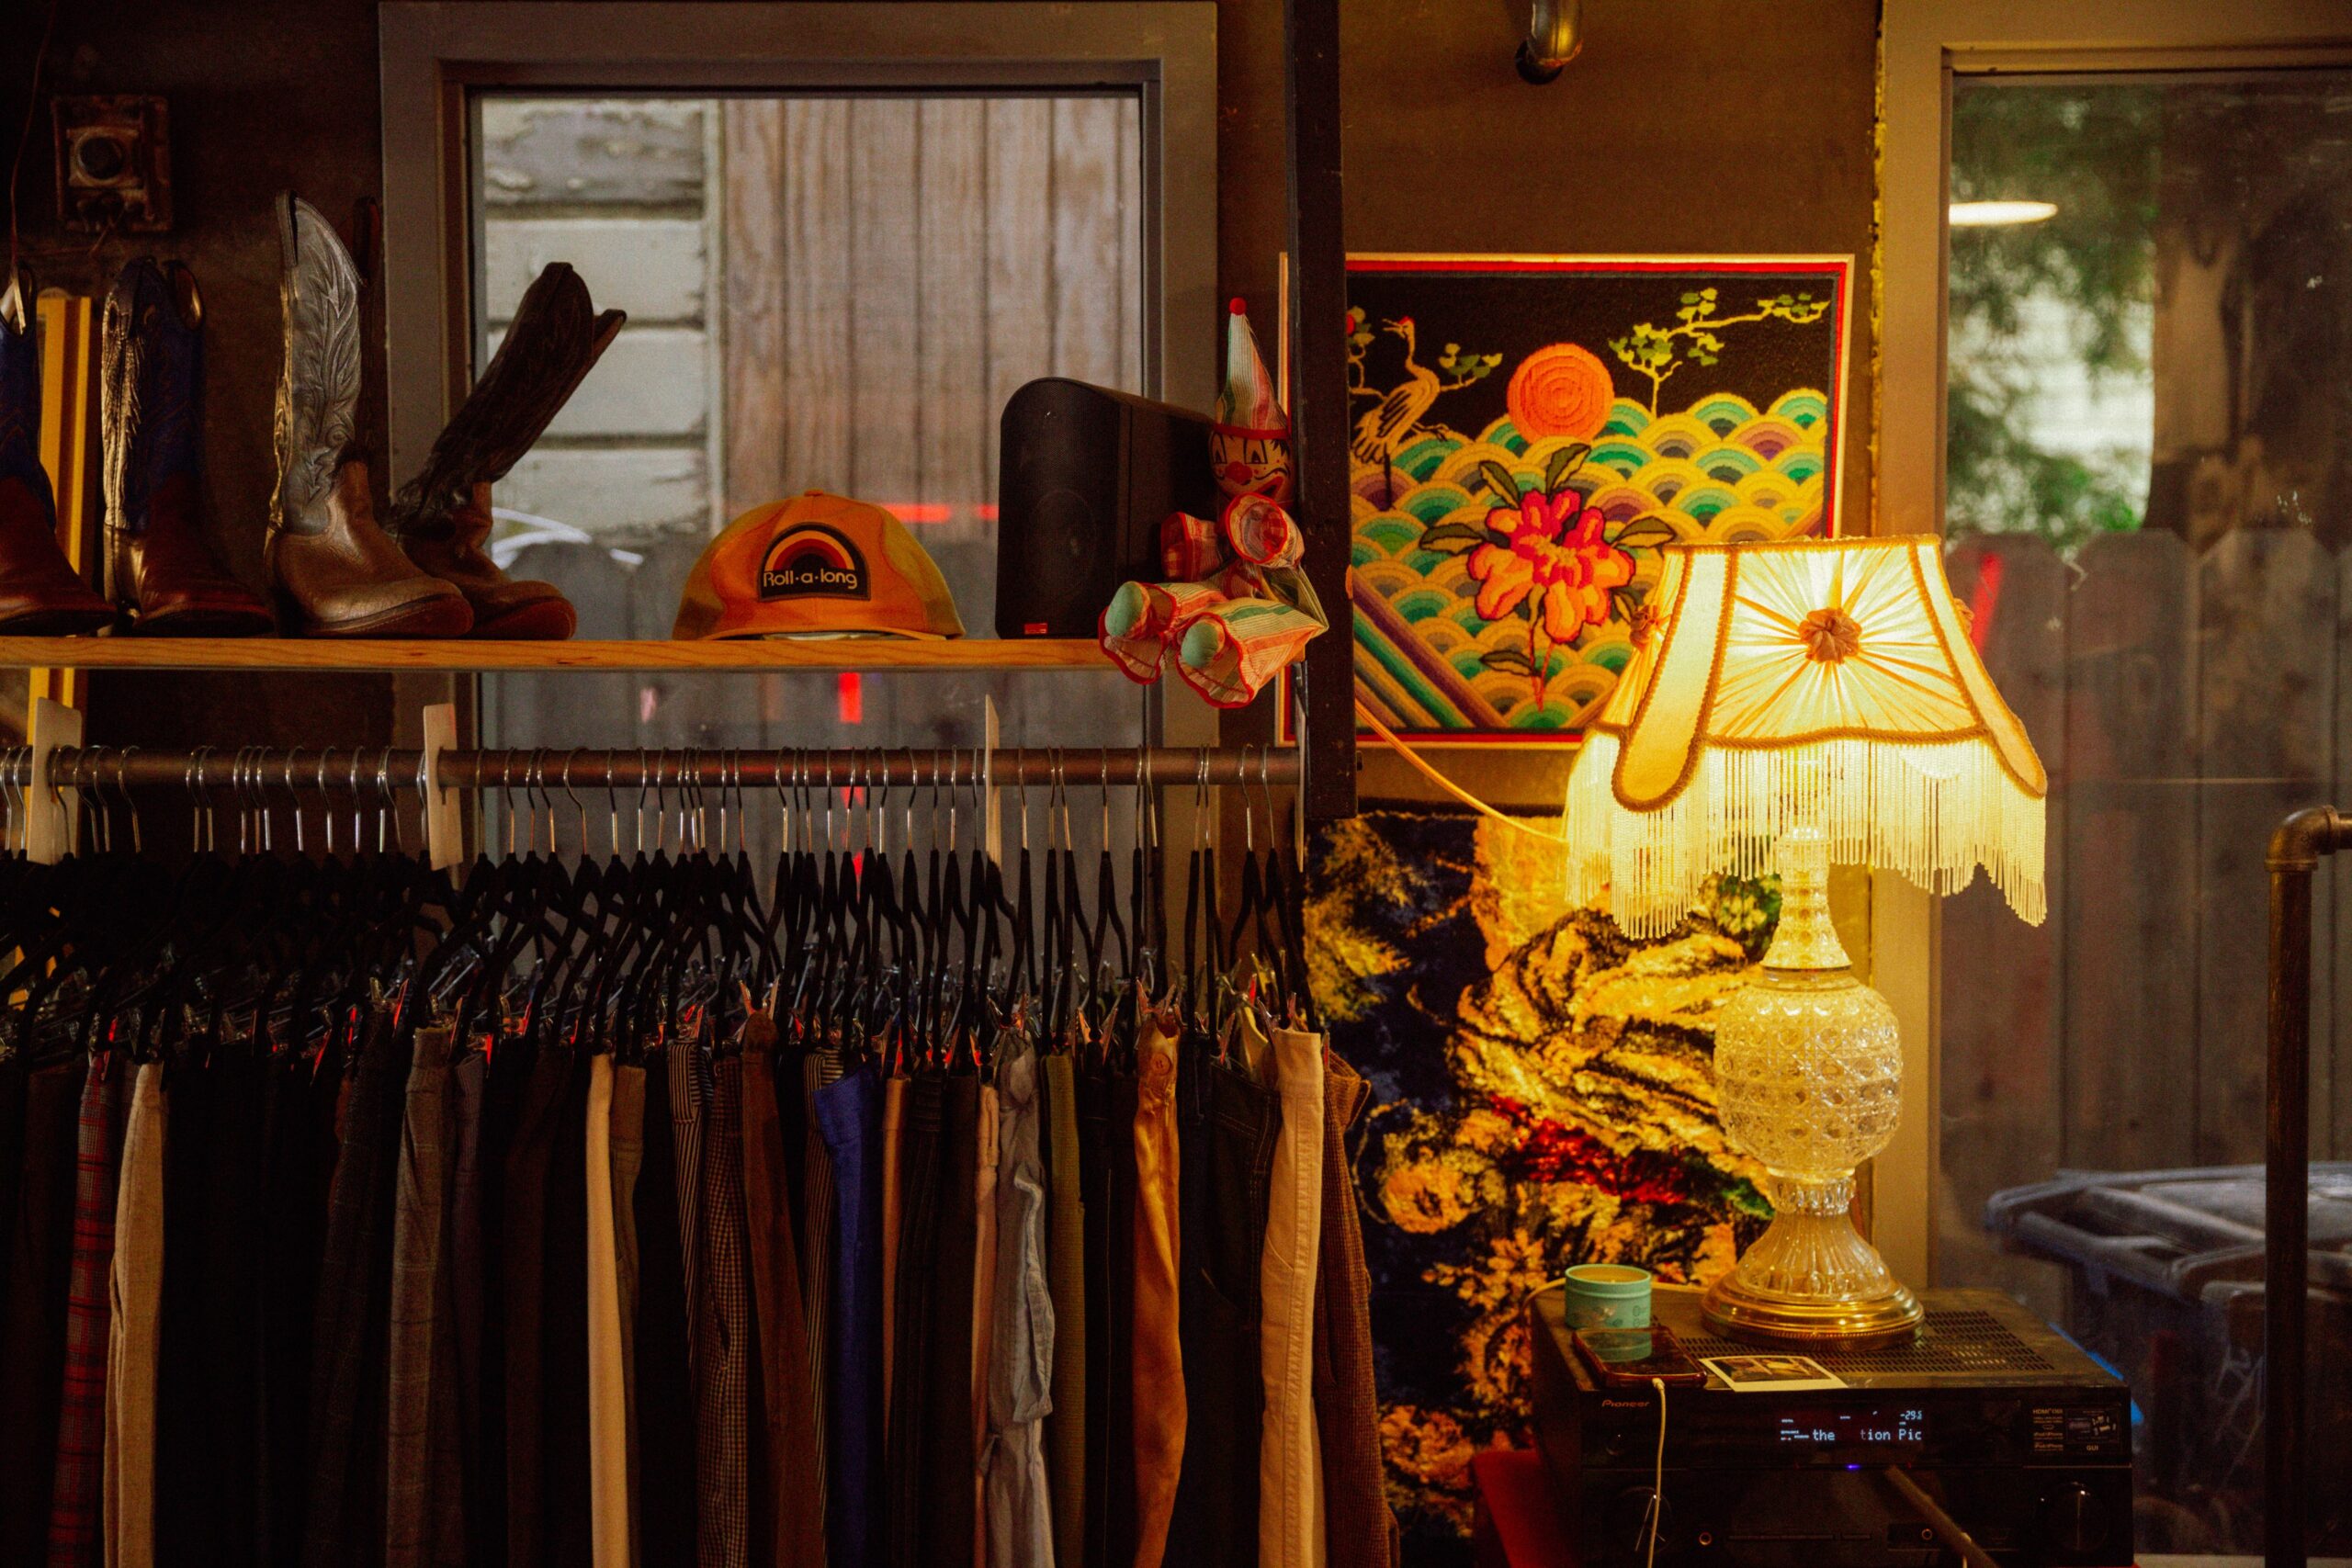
[1523,1279,1674,1561]
[6,0,60,288]
[1353,701,1571,844]
[1646,1374,1667,1568]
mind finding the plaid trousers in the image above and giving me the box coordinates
[47,1052,121,1568]
[696,1055,751,1568]
[386,1026,463,1568]
[800,1047,842,1511]
[669,1032,707,1409]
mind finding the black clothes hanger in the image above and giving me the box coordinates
[6,739,1308,1114]
[1094,750,1130,980]
[1001,769,1035,1019]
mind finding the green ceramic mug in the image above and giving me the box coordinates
[1562,1263,1652,1329]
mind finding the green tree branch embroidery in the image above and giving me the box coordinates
[1348,309,1505,497]
[1607,288,1831,415]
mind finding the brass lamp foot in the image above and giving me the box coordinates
[1700,1269,1922,1351]
[1700,1172,1923,1350]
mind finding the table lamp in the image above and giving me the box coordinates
[1563,536,2046,1348]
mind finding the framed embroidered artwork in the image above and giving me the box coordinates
[1278,254,1852,746]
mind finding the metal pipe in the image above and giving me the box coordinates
[17,745,1299,793]
[2264,805,2346,1568]
[1517,0,1584,83]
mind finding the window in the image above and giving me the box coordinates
[471,90,1148,859]
[1937,66,2352,1557]
[379,2,1218,863]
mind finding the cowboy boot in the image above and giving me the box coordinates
[264,194,469,637]
[388,263,621,637]
[391,479,576,638]
[0,272,115,635]
[100,259,275,635]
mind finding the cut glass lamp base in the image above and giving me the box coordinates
[1700,1179,1923,1350]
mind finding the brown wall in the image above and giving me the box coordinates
[3,0,1881,790]
[1218,0,1883,809]
[5,0,396,753]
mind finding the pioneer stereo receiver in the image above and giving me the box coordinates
[1527,1284,2132,1566]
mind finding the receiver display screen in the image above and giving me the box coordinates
[1774,1406,1928,1455]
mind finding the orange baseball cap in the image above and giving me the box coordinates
[673,491,967,640]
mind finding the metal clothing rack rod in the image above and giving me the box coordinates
[4,745,1302,793]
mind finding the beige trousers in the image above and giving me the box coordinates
[609,1062,649,1563]
[105,1059,167,1568]
[1259,1027,1326,1568]
[585,1055,630,1567]
[1129,1020,1186,1568]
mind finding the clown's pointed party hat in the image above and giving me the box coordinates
[1216,299,1286,433]
[1212,298,1292,502]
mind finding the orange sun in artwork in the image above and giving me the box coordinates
[1507,343,1616,442]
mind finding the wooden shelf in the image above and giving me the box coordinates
[0,637,1112,674]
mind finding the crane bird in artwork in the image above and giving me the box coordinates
[1352,316,1453,504]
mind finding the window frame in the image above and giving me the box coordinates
[377,0,1219,852]
[1876,0,2352,1287]
[378,1,1219,488]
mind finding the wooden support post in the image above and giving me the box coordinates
[1284,0,1354,824]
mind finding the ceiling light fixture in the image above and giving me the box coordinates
[1949,199,2059,228]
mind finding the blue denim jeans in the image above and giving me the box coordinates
[813,1065,884,1568]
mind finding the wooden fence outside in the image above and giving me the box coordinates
[1939,525,2351,1303]
[484,92,1148,771]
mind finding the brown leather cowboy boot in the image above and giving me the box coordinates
[265,194,469,637]
[100,258,275,635]
[389,262,621,638]
[393,479,576,639]
[0,271,114,635]
[270,453,471,637]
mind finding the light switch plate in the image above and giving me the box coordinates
[52,95,173,233]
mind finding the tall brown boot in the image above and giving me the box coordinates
[0,271,114,635]
[100,259,275,636]
[392,479,575,639]
[265,194,469,637]
[390,262,622,638]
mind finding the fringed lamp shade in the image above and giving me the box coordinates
[1563,536,2048,939]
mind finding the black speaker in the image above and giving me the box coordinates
[994,378,1222,637]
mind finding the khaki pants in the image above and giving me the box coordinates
[1258,1029,1326,1568]
[585,1055,630,1568]
[609,1063,649,1564]
[105,1060,167,1568]
[1129,1021,1186,1568]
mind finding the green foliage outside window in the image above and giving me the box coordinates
[1948,85,2158,550]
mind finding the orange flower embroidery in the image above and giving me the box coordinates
[1464,489,1635,640]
